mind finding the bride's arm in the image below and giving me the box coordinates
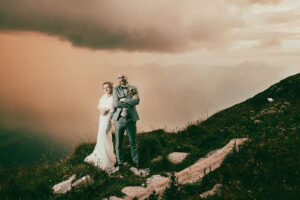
[98,96,110,115]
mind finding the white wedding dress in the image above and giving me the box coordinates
[84,94,117,173]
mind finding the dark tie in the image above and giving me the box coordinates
[121,87,128,117]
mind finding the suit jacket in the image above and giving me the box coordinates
[112,85,140,121]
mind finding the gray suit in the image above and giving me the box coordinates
[112,84,140,165]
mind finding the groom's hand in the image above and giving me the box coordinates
[132,95,138,99]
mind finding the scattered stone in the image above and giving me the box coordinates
[107,166,119,175]
[200,184,222,198]
[110,174,124,179]
[280,105,287,110]
[177,138,248,185]
[110,197,123,200]
[72,175,93,189]
[130,167,150,177]
[267,98,273,102]
[168,152,189,164]
[254,120,262,124]
[151,155,163,163]
[121,138,248,200]
[104,196,124,200]
[122,186,147,197]
[268,109,276,114]
[52,174,76,194]
[146,175,169,187]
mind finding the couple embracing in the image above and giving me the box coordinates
[84,73,140,173]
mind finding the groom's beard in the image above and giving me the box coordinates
[119,80,127,86]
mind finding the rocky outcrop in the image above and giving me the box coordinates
[167,152,189,164]
[146,175,169,187]
[52,174,93,194]
[122,138,248,199]
[72,175,93,188]
[122,186,147,198]
[199,184,222,198]
[53,174,76,194]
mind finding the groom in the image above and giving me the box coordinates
[112,73,140,169]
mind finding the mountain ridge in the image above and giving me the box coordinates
[0,73,299,199]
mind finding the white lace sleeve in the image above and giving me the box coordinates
[108,97,114,113]
[97,95,105,110]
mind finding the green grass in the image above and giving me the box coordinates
[0,73,299,199]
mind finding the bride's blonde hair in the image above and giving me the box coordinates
[103,81,113,89]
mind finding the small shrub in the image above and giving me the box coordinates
[161,173,181,200]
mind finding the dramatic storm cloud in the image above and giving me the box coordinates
[0,0,299,143]
[0,0,243,52]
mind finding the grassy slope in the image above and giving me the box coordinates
[179,73,300,200]
[0,73,299,200]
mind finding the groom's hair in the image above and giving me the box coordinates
[103,81,113,88]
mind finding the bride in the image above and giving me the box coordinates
[84,81,117,173]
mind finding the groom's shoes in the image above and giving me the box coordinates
[134,163,140,170]
[115,163,124,169]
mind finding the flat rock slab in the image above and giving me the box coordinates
[168,152,189,164]
[53,174,76,194]
[122,138,248,200]
[103,196,124,200]
[146,175,169,187]
[177,138,248,184]
[200,184,222,198]
[122,186,147,197]
[72,175,93,188]
[53,174,94,194]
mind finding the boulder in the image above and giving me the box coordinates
[52,174,76,194]
[122,186,147,197]
[146,175,169,187]
[120,138,248,199]
[72,175,93,188]
[168,152,189,164]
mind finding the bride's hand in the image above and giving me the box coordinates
[103,109,110,115]
[99,108,109,115]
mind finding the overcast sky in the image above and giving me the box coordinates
[0,0,299,143]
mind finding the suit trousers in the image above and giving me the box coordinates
[114,117,138,165]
